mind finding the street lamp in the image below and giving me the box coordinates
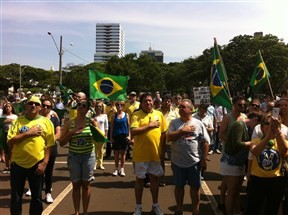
[19,65,26,92]
[48,32,63,84]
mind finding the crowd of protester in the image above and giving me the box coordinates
[0,88,287,215]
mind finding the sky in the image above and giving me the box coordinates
[1,0,288,71]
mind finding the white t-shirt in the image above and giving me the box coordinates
[3,114,18,132]
[95,114,109,134]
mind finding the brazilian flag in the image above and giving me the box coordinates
[89,124,109,143]
[89,70,129,101]
[210,40,232,110]
[250,50,271,93]
[59,84,73,105]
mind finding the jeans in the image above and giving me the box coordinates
[10,161,43,215]
[43,154,56,194]
[212,125,221,151]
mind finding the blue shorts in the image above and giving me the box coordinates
[171,162,201,188]
[67,151,96,183]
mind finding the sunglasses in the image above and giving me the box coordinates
[42,104,51,109]
[251,104,260,108]
[96,105,102,108]
[276,103,288,108]
[77,103,87,108]
[262,121,270,126]
[178,105,186,109]
[27,102,41,107]
[237,104,246,107]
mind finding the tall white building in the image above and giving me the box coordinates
[94,23,125,63]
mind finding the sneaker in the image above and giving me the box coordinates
[2,168,10,174]
[144,182,150,188]
[216,149,222,154]
[119,168,125,177]
[25,189,31,196]
[97,166,105,170]
[151,205,164,215]
[45,193,53,204]
[208,150,214,155]
[112,169,118,176]
[133,207,142,215]
[93,164,97,171]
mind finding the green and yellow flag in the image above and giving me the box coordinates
[90,124,109,143]
[250,50,271,93]
[59,84,73,105]
[89,70,129,101]
[210,39,232,110]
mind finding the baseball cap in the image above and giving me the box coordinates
[26,91,32,95]
[27,95,41,106]
[130,91,137,96]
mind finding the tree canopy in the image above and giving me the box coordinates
[1,34,287,98]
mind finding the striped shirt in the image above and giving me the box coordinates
[69,118,94,154]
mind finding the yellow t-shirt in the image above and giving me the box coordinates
[251,138,285,177]
[131,109,167,162]
[124,101,140,119]
[68,101,78,120]
[161,108,179,146]
[8,115,55,168]
[106,105,117,122]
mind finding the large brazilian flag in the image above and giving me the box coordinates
[89,70,129,101]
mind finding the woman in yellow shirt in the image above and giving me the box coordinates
[247,113,288,215]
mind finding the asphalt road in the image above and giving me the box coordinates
[0,146,248,215]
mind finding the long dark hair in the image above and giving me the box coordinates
[3,103,16,115]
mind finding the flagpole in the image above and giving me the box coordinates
[259,50,274,99]
[214,38,232,98]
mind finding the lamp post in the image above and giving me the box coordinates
[19,65,26,92]
[48,32,63,84]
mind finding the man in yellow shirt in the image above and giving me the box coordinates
[7,96,55,215]
[124,91,140,118]
[131,92,167,215]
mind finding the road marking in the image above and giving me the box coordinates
[55,161,125,165]
[55,161,170,165]
[50,161,223,215]
[201,180,224,215]
[42,183,72,215]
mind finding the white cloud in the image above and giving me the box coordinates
[1,1,287,69]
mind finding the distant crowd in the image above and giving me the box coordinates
[0,89,288,215]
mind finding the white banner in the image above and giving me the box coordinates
[193,86,210,105]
